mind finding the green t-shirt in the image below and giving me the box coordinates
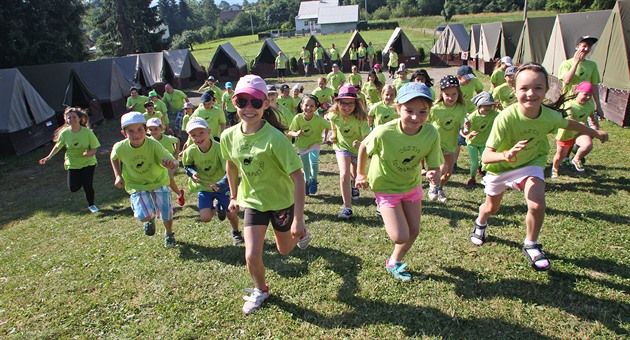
[275,55,288,69]
[484,105,569,175]
[376,72,386,85]
[312,87,334,105]
[143,111,163,125]
[329,48,340,60]
[388,51,398,68]
[558,59,601,93]
[55,127,100,170]
[429,102,468,153]
[348,73,362,86]
[358,46,366,58]
[313,47,324,60]
[182,140,226,193]
[163,89,188,114]
[151,134,178,155]
[222,91,236,112]
[349,48,358,60]
[556,98,595,141]
[126,95,149,113]
[467,109,500,147]
[492,83,516,110]
[292,96,302,110]
[300,49,311,62]
[110,137,175,194]
[490,69,506,87]
[362,82,382,107]
[276,105,295,128]
[368,101,397,127]
[327,71,346,92]
[428,87,436,102]
[220,122,303,211]
[192,106,226,138]
[210,85,223,106]
[289,113,330,150]
[365,120,443,193]
[153,99,168,117]
[366,45,375,57]
[326,112,370,155]
[460,78,485,113]
[392,78,409,91]
[278,96,297,115]
[182,114,193,133]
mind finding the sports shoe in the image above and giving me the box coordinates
[164,233,177,247]
[338,207,353,219]
[466,178,476,189]
[177,189,185,206]
[297,230,312,249]
[309,180,318,195]
[232,230,244,245]
[437,188,447,203]
[386,261,412,282]
[305,180,310,196]
[144,219,156,236]
[242,287,269,315]
[560,157,571,169]
[376,204,382,218]
[551,168,559,179]
[571,158,585,172]
[428,184,438,201]
[217,204,227,221]
[88,205,99,213]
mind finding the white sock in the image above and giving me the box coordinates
[524,240,550,269]
[387,258,400,267]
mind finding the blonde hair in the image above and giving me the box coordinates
[381,84,396,98]
[53,107,90,142]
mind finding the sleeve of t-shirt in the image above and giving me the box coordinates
[590,62,601,84]
[218,110,226,124]
[110,141,121,161]
[486,113,507,150]
[475,78,484,92]
[55,130,67,149]
[88,130,101,149]
[289,115,300,131]
[359,120,370,139]
[368,105,377,117]
[182,148,193,167]
[363,129,380,157]
[557,60,571,80]
[273,134,303,175]
[154,139,175,164]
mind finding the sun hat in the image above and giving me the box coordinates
[457,65,475,80]
[184,102,195,109]
[575,82,594,94]
[576,35,598,46]
[504,66,519,77]
[146,117,162,127]
[148,90,158,97]
[500,56,513,66]
[292,83,303,92]
[397,63,407,73]
[233,75,268,100]
[185,117,210,133]
[335,84,360,101]
[121,112,146,129]
[332,63,339,68]
[472,91,495,107]
[225,82,233,89]
[200,90,215,103]
[440,75,460,89]
[267,85,278,93]
[396,82,433,103]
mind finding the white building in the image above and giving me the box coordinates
[295,0,360,35]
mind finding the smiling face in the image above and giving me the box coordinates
[397,97,431,135]
[122,123,147,147]
[301,97,317,118]
[233,94,269,126]
[382,87,396,104]
[576,41,592,55]
[318,79,327,89]
[147,125,162,138]
[65,111,80,128]
[130,89,138,98]
[441,86,459,107]
[478,104,494,115]
[576,91,593,105]
[514,69,548,114]
[188,127,211,147]
[338,99,356,116]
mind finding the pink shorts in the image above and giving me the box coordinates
[374,185,424,208]
[556,138,575,148]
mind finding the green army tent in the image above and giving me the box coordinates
[251,39,285,78]
[208,42,248,82]
[430,23,469,67]
[384,28,420,68]
[163,49,206,89]
[467,24,481,70]
[513,17,556,65]
[341,31,368,71]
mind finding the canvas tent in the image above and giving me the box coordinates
[592,1,630,127]
[301,35,331,73]
[477,22,502,74]
[498,20,524,59]
[467,24,481,70]
[251,39,285,78]
[208,42,248,82]
[0,68,57,156]
[340,31,368,70]
[18,62,103,124]
[112,56,139,85]
[384,28,420,68]
[72,58,132,119]
[430,23,469,67]
[513,16,556,65]
[163,49,206,89]
[133,52,166,91]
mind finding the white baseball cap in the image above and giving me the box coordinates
[146,117,162,127]
[185,117,210,133]
[121,112,146,129]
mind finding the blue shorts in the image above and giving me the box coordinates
[130,186,173,221]
[458,134,467,146]
[335,149,357,164]
[198,191,230,211]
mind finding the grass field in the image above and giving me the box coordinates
[1,92,629,337]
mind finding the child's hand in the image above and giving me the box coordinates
[426,170,440,185]
[38,157,49,165]
[191,173,201,183]
[114,175,124,189]
[595,130,609,143]
[291,217,306,240]
[329,135,337,143]
[355,174,369,189]
[295,130,303,137]
[573,50,587,63]
[228,198,239,213]
[82,151,90,157]
[468,131,478,139]
[209,183,220,191]
[352,140,361,149]
[162,158,176,169]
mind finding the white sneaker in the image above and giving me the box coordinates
[88,205,99,213]
[242,288,269,315]
[297,230,312,249]
[428,184,438,201]
[437,188,448,203]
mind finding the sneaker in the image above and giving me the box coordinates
[164,233,177,247]
[144,219,156,236]
[88,205,99,213]
[386,261,412,282]
[376,205,382,218]
[351,187,360,201]
[466,178,476,189]
[551,168,559,178]
[232,230,244,245]
[242,287,269,315]
[297,230,312,249]
[309,180,318,195]
[571,158,585,172]
[177,189,185,206]
[437,188,447,203]
[560,157,571,169]
[428,184,438,201]
[305,180,310,196]
[217,204,227,221]
[338,207,353,219]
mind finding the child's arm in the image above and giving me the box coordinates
[110,158,124,189]
[329,119,337,143]
[566,119,608,142]
[355,142,369,189]
[481,139,529,165]
[287,130,302,137]
[173,139,181,160]
[82,148,98,158]
[39,144,63,164]
[226,159,240,212]
[289,169,306,239]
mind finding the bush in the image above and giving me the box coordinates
[371,7,391,20]
[418,47,426,62]
[170,30,202,50]
[358,20,399,31]
[289,57,298,74]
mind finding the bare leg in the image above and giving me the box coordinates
[244,225,268,290]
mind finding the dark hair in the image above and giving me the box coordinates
[410,69,434,87]
[263,106,287,132]
[144,101,154,108]
[368,70,383,91]
[53,107,90,142]
[296,95,320,114]
[514,62,569,116]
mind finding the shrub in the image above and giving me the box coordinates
[170,30,202,50]
[358,21,399,31]
[418,47,426,62]
[289,57,298,74]
[371,7,391,20]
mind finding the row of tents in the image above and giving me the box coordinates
[1,49,207,156]
[430,1,629,127]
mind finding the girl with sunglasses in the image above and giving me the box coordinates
[220,75,312,315]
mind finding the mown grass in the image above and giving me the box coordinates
[1,97,628,338]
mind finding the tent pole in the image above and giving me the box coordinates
[523,0,528,21]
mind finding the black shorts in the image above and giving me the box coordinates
[243,205,294,232]
[278,69,286,77]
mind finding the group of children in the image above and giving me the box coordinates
[40,57,609,315]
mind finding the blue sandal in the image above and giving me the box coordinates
[386,262,413,282]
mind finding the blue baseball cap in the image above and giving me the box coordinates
[225,82,233,89]
[396,82,433,103]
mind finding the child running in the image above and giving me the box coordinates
[356,82,443,281]
[492,66,518,111]
[147,118,185,206]
[461,92,500,189]
[110,112,178,247]
[410,69,435,101]
[368,84,397,128]
[220,75,312,315]
[39,107,101,213]
[392,64,409,91]
[347,65,362,87]
[551,81,600,178]
[182,117,244,245]
[192,90,226,141]
[428,75,467,202]
[469,63,608,271]
[490,56,512,89]
[288,95,331,195]
[328,84,370,219]
[362,69,383,109]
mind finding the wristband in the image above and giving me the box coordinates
[502,150,517,163]
[230,195,237,200]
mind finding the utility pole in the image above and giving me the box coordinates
[250,12,254,35]
[523,0,528,20]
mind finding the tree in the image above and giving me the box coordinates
[442,1,455,22]
[0,0,88,68]
[218,1,230,10]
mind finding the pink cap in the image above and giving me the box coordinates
[575,81,594,94]
[335,84,360,101]
[374,63,381,69]
[233,74,268,100]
